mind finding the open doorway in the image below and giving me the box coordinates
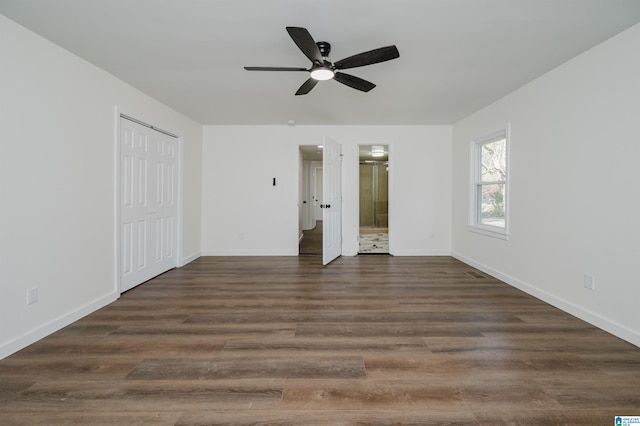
[299,145,323,255]
[359,145,389,254]
[298,139,342,264]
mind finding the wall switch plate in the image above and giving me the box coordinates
[584,274,595,291]
[27,287,38,305]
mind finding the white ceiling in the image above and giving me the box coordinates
[2,0,640,125]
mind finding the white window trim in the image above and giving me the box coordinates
[468,126,510,240]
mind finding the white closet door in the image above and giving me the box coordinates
[120,117,177,292]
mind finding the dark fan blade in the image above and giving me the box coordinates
[295,78,319,95]
[286,27,323,64]
[334,45,399,70]
[244,66,308,71]
[333,72,376,92]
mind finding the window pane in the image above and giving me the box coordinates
[478,183,505,227]
[481,138,506,182]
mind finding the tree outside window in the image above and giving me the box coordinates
[471,128,508,235]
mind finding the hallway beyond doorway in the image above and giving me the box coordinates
[299,221,322,255]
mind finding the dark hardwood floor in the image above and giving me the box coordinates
[1,256,639,425]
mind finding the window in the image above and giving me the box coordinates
[470,128,508,238]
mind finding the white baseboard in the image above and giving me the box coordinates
[201,249,299,256]
[0,291,119,360]
[391,249,452,256]
[181,251,201,266]
[451,250,640,348]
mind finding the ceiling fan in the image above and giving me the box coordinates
[244,27,400,95]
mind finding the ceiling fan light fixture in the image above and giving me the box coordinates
[310,67,335,81]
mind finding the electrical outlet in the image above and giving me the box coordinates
[26,287,38,305]
[584,274,595,291]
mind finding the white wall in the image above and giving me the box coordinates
[0,15,202,358]
[452,23,640,346]
[202,125,452,256]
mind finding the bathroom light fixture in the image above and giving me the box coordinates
[371,145,385,157]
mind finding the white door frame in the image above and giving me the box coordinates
[114,109,183,294]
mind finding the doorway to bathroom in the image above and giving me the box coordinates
[359,145,389,254]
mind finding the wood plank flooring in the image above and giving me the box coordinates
[1,256,639,425]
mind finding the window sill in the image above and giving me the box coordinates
[467,225,509,241]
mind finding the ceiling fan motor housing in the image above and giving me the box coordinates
[316,41,331,61]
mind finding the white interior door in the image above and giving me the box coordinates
[314,167,323,221]
[120,117,178,292]
[322,136,342,265]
